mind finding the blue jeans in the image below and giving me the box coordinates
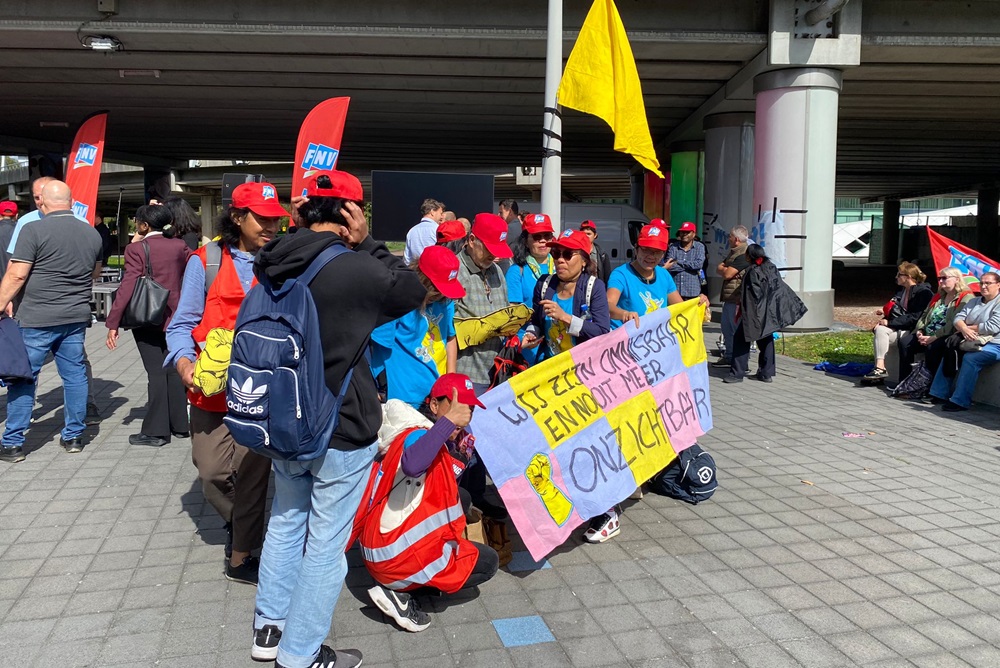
[929,341,1000,408]
[254,441,378,668]
[721,302,738,359]
[2,322,89,447]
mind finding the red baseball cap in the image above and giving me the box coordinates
[419,245,466,299]
[638,224,669,250]
[303,170,364,201]
[471,213,514,259]
[430,373,486,408]
[436,219,467,244]
[232,182,288,218]
[579,220,597,232]
[0,201,17,216]
[679,221,697,233]
[551,229,593,256]
[523,213,554,236]
[649,218,668,230]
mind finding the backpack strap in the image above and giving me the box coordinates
[204,241,222,292]
[540,274,554,298]
[585,275,595,310]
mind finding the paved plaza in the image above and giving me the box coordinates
[2,324,1000,667]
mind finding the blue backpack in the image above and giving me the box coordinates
[649,443,718,504]
[224,244,353,461]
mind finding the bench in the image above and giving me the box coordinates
[92,282,119,320]
[885,342,1000,408]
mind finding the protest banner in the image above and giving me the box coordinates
[927,226,999,292]
[291,97,351,200]
[470,298,712,560]
[65,111,108,225]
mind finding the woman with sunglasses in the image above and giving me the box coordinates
[862,262,933,383]
[506,214,556,364]
[521,229,610,361]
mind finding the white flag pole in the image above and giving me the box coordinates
[540,0,563,233]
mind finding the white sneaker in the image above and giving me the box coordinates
[583,508,621,543]
[367,585,431,632]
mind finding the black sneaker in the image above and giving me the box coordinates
[862,367,887,382]
[753,372,773,383]
[60,437,85,453]
[85,403,101,425]
[225,555,259,586]
[128,433,168,447]
[250,624,281,662]
[367,585,431,632]
[710,358,732,368]
[942,401,968,412]
[722,375,743,384]
[0,446,26,463]
[277,645,362,668]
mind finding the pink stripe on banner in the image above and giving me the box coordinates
[649,371,706,454]
[570,327,649,411]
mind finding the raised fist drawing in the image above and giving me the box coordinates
[525,453,573,526]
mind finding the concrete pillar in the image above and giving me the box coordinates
[753,68,842,330]
[703,113,755,304]
[880,200,901,266]
[669,141,704,234]
[977,187,999,260]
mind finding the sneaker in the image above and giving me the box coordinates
[128,433,168,447]
[722,375,743,384]
[277,645,362,668]
[942,401,968,412]
[0,446,26,464]
[367,585,431,632]
[753,372,773,383]
[862,367,887,382]
[710,358,732,368]
[251,624,281,662]
[583,508,621,544]
[85,403,101,425]
[60,437,85,453]
[225,555,259,586]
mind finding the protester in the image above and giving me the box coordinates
[371,245,465,409]
[506,214,554,364]
[166,182,284,585]
[403,198,446,264]
[928,271,1000,412]
[862,262,933,383]
[896,266,973,385]
[725,245,807,383]
[93,212,114,264]
[0,181,102,464]
[665,221,707,300]
[105,205,190,447]
[714,225,750,367]
[359,375,499,633]
[249,170,425,668]
[454,213,513,391]
[0,200,17,279]
[498,198,521,255]
[579,220,612,283]
[435,219,467,255]
[162,195,204,250]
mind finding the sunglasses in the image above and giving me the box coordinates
[550,248,580,262]
[982,281,999,286]
[531,233,553,242]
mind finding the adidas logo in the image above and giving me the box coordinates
[231,377,267,404]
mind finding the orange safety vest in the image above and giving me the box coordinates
[188,244,256,413]
[352,427,477,594]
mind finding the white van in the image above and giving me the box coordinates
[560,203,650,270]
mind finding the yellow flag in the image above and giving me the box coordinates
[557,0,663,177]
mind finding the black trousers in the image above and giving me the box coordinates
[898,332,948,380]
[731,323,776,380]
[133,327,189,438]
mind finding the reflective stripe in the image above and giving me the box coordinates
[362,503,463,563]
[383,541,458,591]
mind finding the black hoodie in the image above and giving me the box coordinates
[254,228,426,449]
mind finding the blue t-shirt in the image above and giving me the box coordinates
[371,300,456,408]
[607,263,677,328]
[544,293,576,358]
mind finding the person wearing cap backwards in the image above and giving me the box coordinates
[506,213,554,363]
[355,373,499,633]
[521,229,611,360]
[435,218,467,255]
[249,171,425,668]
[371,245,465,409]
[578,220,612,284]
[664,221,708,300]
[0,200,17,280]
[166,181,286,586]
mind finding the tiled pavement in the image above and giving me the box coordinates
[3,325,1000,667]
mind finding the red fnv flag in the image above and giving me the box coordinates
[927,226,1000,293]
[291,98,351,200]
[65,112,108,226]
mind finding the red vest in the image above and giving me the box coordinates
[352,427,476,594]
[187,245,256,413]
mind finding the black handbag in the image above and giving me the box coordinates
[120,241,170,330]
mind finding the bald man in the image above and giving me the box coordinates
[0,180,103,463]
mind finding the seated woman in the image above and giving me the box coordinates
[896,266,973,385]
[863,262,933,383]
[354,374,500,633]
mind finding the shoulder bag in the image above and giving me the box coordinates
[120,241,171,330]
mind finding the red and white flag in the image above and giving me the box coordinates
[291,98,351,199]
[65,112,108,226]
[927,226,1000,293]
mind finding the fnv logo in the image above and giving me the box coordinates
[261,185,276,200]
[301,143,339,172]
[74,143,98,168]
[230,377,267,405]
[648,227,661,236]
[72,201,89,220]
[448,269,458,281]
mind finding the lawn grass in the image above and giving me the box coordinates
[386,241,405,251]
[778,330,873,364]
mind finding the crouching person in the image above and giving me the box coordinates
[356,374,499,633]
